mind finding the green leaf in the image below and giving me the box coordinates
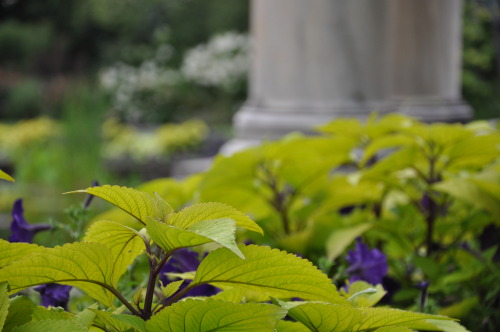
[321,176,383,211]
[192,245,346,303]
[74,304,99,328]
[0,242,120,306]
[0,239,43,269]
[316,118,364,139]
[3,297,35,332]
[361,134,415,166]
[438,297,479,319]
[326,223,373,261]
[341,281,386,307]
[373,327,413,332]
[281,301,364,331]
[0,282,9,330]
[0,169,14,182]
[11,320,87,332]
[66,185,160,225]
[166,202,263,235]
[147,218,244,259]
[31,306,72,321]
[446,134,500,169]
[146,299,286,332]
[160,280,184,299]
[275,320,310,332]
[434,178,500,220]
[356,307,451,331]
[210,287,271,303]
[113,314,147,332]
[138,174,202,211]
[280,301,451,331]
[413,319,470,332]
[91,310,135,332]
[84,220,145,285]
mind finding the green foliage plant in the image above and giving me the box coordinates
[195,113,500,330]
[0,185,462,331]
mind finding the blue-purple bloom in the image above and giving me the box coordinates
[34,284,72,310]
[345,237,388,285]
[160,248,219,298]
[9,199,51,243]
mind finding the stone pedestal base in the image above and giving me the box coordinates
[220,102,392,155]
[395,98,473,123]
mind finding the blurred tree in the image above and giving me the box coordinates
[462,0,500,119]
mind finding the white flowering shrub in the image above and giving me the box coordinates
[99,44,181,123]
[181,32,249,91]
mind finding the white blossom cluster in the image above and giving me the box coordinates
[99,45,180,122]
[98,32,249,122]
[181,32,249,90]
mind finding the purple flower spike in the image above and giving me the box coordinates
[9,199,51,243]
[345,237,388,285]
[160,248,219,298]
[34,284,72,310]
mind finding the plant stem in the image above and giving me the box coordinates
[425,149,439,257]
[106,285,142,317]
[142,251,171,320]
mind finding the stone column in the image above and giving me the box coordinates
[221,0,392,154]
[387,0,472,122]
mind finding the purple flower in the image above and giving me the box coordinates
[34,284,72,310]
[9,199,51,243]
[160,248,219,298]
[345,237,388,285]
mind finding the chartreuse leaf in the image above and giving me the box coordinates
[166,202,263,235]
[341,281,386,307]
[275,320,310,332]
[360,134,415,166]
[138,174,202,211]
[31,305,72,321]
[316,118,364,140]
[407,319,470,332]
[66,185,167,225]
[83,220,145,285]
[3,296,35,332]
[446,134,500,169]
[91,310,136,332]
[161,280,184,299]
[29,303,97,329]
[74,304,99,329]
[0,282,9,330]
[146,299,286,332]
[0,169,14,182]
[0,239,43,268]
[280,301,452,332]
[373,327,412,332]
[192,245,345,303]
[11,319,87,332]
[147,218,244,259]
[438,296,479,319]
[280,301,364,331]
[434,178,500,220]
[0,242,120,307]
[356,307,451,331]
[326,223,373,261]
[112,315,146,332]
[210,287,271,303]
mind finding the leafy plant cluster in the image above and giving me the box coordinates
[91,113,500,331]
[0,181,464,331]
[1,113,498,331]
